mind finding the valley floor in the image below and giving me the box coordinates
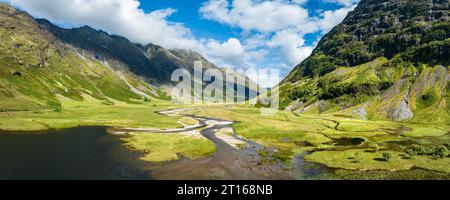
[0,99,449,179]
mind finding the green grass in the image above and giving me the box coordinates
[0,96,182,131]
[401,123,448,137]
[122,132,216,162]
[181,105,450,170]
[0,117,49,131]
[305,149,450,173]
[178,117,199,126]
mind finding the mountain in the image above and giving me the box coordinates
[279,0,449,124]
[37,19,218,85]
[0,3,253,111]
[0,3,164,111]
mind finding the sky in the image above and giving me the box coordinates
[2,0,360,85]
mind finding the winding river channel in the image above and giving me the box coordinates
[0,108,448,180]
[109,109,296,180]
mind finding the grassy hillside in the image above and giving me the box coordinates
[285,0,449,80]
[0,3,167,112]
[178,105,450,173]
[279,57,450,125]
[279,0,449,124]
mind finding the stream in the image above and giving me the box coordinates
[0,108,447,180]
[115,108,296,180]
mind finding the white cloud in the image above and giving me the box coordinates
[204,38,246,66]
[199,0,234,25]
[6,0,198,49]
[3,0,251,71]
[200,0,358,69]
[200,0,309,33]
[318,5,357,33]
[268,29,313,65]
[3,0,359,86]
[324,0,360,6]
[291,0,309,5]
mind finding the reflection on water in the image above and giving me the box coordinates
[0,126,448,180]
[294,152,329,180]
[0,127,151,180]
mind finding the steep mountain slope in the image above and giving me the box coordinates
[39,21,256,99]
[280,0,449,124]
[37,19,219,85]
[0,3,255,111]
[0,3,162,111]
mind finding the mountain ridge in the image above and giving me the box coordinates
[36,18,218,85]
[284,0,449,82]
[279,0,449,124]
[0,3,253,112]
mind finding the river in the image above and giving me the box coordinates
[0,109,448,180]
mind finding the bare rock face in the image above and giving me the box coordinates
[353,103,369,120]
[285,99,304,111]
[285,0,449,83]
[279,0,449,123]
[391,100,414,121]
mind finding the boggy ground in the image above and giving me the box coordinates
[176,105,450,177]
[1,98,449,179]
[118,109,292,180]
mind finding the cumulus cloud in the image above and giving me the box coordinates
[204,38,246,66]
[324,0,360,6]
[3,0,359,86]
[5,0,199,49]
[317,5,357,33]
[200,0,358,67]
[200,0,309,33]
[291,0,309,5]
[3,0,252,72]
[268,29,313,66]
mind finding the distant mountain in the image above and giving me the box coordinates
[37,19,219,85]
[279,0,449,124]
[0,3,254,111]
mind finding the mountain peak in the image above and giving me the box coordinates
[279,0,449,123]
[284,0,449,82]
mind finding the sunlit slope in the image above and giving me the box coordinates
[279,58,450,125]
[0,3,163,111]
[279,0,449,124]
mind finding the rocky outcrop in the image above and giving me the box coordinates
[284,0,449,82]
[37,19,221,85]
[280,0,449,123]
[391,100,414,121]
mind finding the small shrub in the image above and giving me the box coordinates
[406,144,432,156]
[432,146,448,159]
[444,143,450,150]
[406,144,448,159]
[382,152,393,161]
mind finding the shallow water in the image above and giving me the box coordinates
[0,127,151,180]
[0,124,447,180]
[148,117,292,180]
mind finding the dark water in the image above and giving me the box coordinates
[332,137,365,146]
[0,127,151,180]
[1,125,447,180]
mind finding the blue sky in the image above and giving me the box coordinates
[139,0,347,43]
[3,0,360,83]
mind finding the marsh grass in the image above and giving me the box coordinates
[0,97,183,131]
[181,105,450,172]
[122,132,216,162]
